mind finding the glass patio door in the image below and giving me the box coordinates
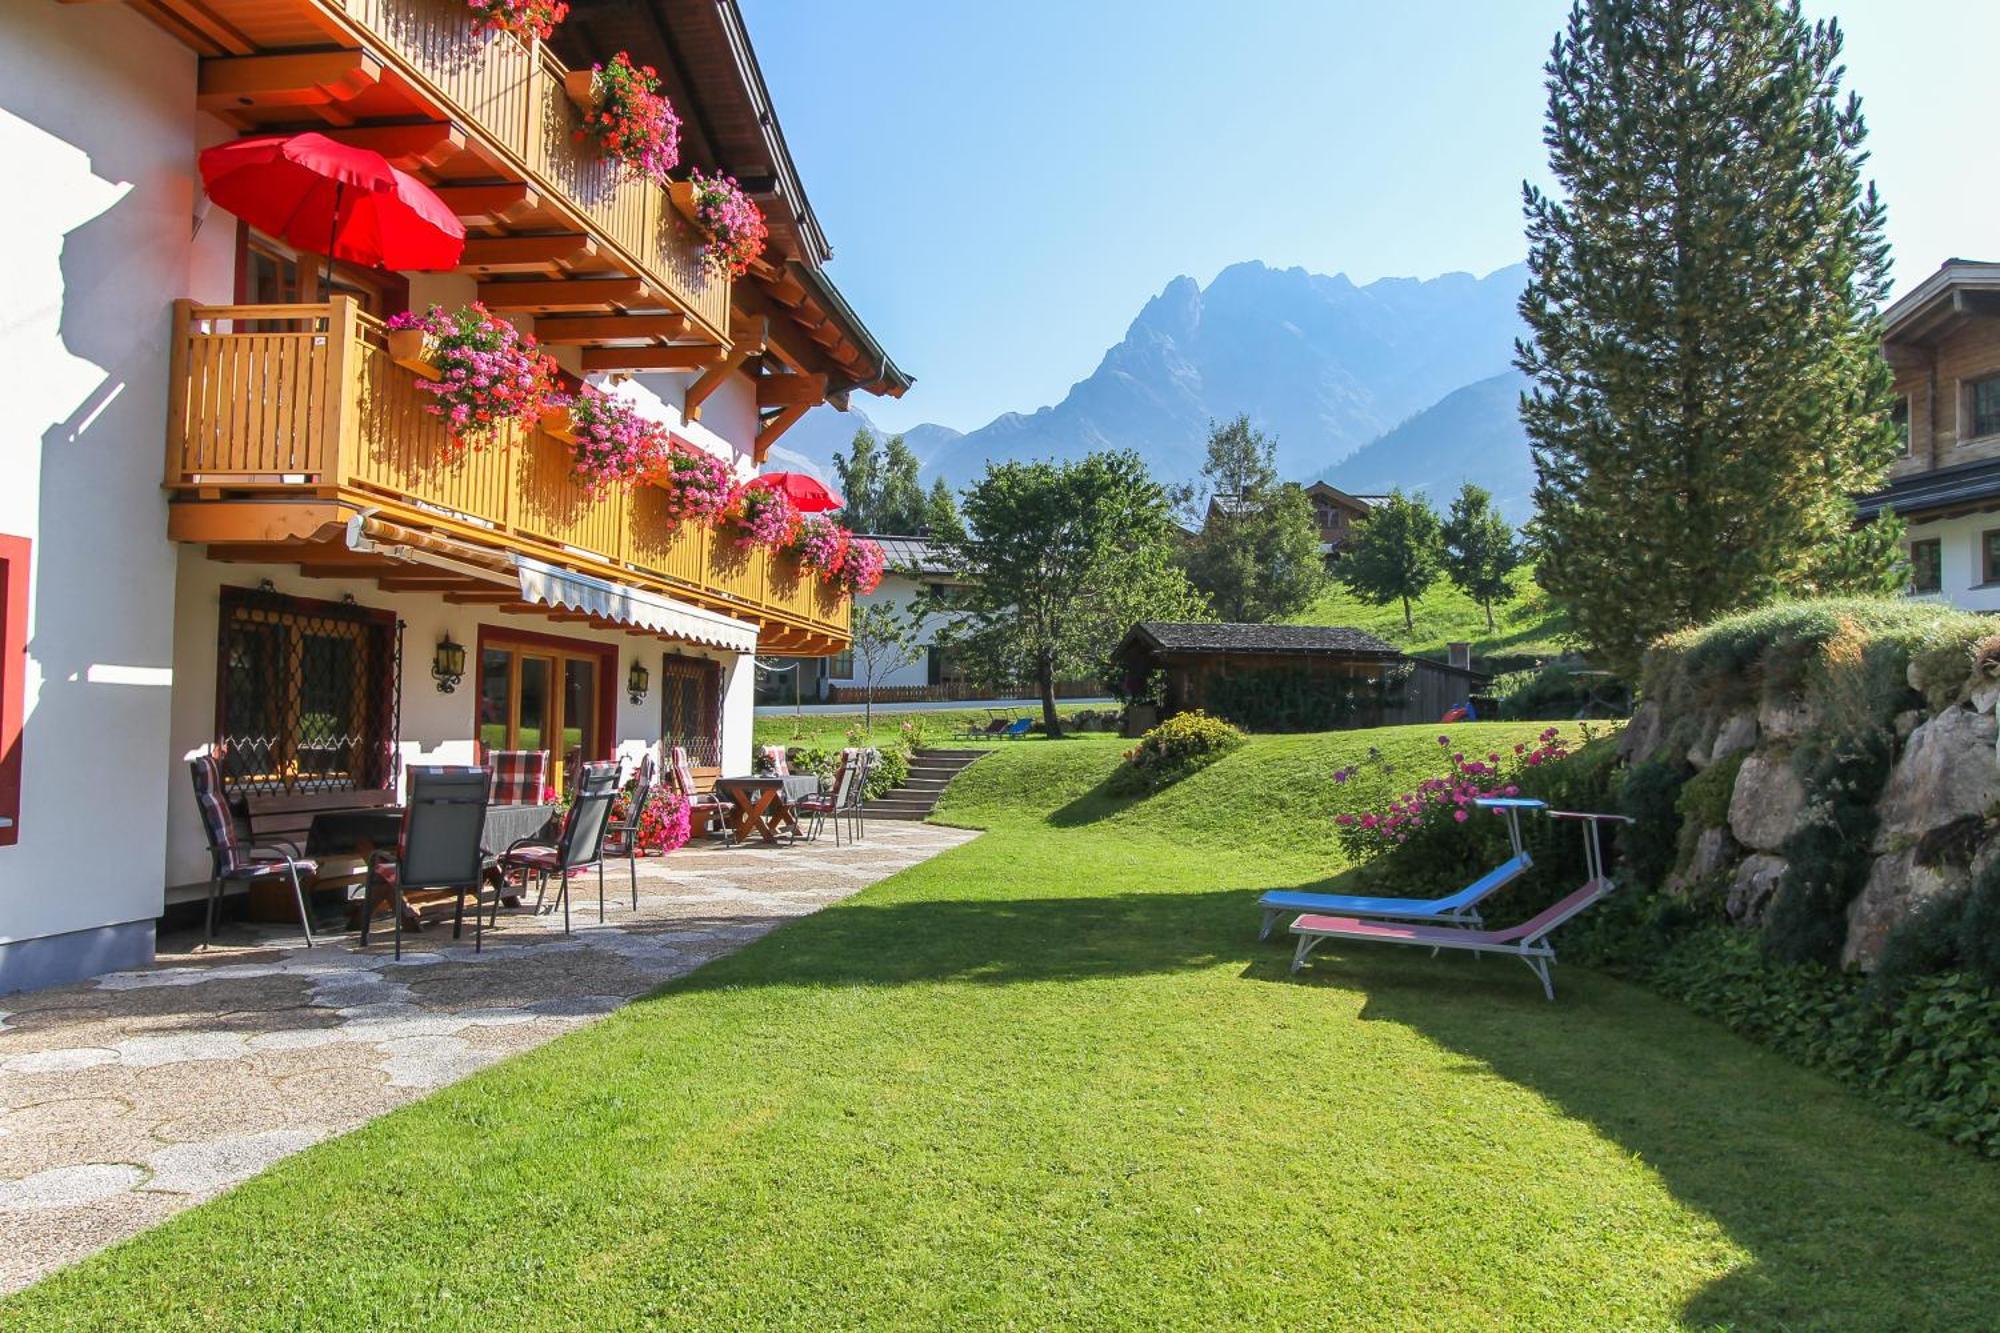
[478,639,604,794]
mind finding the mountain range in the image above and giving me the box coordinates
[771,260,1538,524]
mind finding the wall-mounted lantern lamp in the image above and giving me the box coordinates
[627,658,651,705]
[432,634,467,694]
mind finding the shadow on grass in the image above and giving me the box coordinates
[1329,957,2000,1328]
[667,875,2000,1328]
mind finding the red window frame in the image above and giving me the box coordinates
[0,534,28,847]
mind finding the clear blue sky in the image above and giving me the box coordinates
[743,0,1993,435]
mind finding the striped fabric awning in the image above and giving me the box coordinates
[514,556,757,653]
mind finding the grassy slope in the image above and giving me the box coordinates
[13,725,2000,1330]
[1293,565,1571,661]
[752,707,1112,755]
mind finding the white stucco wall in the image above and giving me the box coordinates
[1906,514,2000,613]
[163,551,753,893]
[0,3,200,961]
[825,573,943,691]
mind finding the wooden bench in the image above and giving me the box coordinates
[241,788,398,922]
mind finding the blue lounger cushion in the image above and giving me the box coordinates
[1257,853,1532,938]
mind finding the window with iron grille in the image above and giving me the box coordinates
[216,586,401,796]
[659,654,721,767]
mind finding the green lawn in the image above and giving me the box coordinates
[752,705,1115,754]
[13,725,2000,1329]
[1294,564,1572,662]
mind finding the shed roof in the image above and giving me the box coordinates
[1123,622,1402,658]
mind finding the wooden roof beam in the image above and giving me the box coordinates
[534,313,688,345]
[479,278,651,312]
[579,343,726,372]
[684,318,765,422]
[756,371,827,409]
[755,403,813,464]
[197,51,381,113]
[459,234,598,274]
[432,183,543,226]
[322,122,465,171]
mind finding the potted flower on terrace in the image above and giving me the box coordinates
[651,447,736,525]
[728,483,799,548]
[834,536,886,595]
[561,386,667,496]
[464,0,568,42]
[788,514,851,581]
[679,169,768,277]
[385,303,561,452]
[568,52,681,186]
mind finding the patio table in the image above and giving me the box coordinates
[307,804,561,927]
[715,775,818,844]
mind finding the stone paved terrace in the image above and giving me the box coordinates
[0,821,976,1294]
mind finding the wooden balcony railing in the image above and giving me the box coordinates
[327,0,731,340]
[165,300,848,641]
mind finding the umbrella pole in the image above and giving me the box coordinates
[322,182,341,302]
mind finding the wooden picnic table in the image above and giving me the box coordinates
[715,775,819,844]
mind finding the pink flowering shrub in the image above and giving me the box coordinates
[728,484,798,548]
[387,303,560,451]
[834,537,886,594]
[465,0,567,41]
[1334,727,1569,852]
[578,53,681,185]
[566,387,665,495]
[688,169,768,277]
[652,447,736,524]
[789,515,850,580]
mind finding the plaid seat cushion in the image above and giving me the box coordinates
[500,844,560,870]
[489,750,549,805]
[225,854,318,882]
[759,745,790,777]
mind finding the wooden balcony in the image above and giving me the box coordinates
[165,300,848,651]
[323,0,731,340]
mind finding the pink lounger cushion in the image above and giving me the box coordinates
[1293,879,1611,947]
[1291,914,1509,946]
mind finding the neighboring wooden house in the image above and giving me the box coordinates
[1113,623,1487,732]
[1,0,905,990]
[1860,260,2000,608]
[1200,482,1382,568]
[1304,482,1385,563]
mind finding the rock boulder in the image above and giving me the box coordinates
[1842,848,1969,971]
[1711,711,1758,765]
[1872,706,2000,851]
[1728,752,1807,853]
[1727,854,1789,927]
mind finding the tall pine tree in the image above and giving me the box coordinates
[1517,0,1898,676]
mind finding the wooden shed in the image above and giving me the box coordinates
[1113,622,1487,732]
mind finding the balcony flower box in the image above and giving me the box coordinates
[385,328,442,381]
[540,402,579,444]
[565,53,680,186]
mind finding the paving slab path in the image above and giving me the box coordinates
[0,821,976,1294]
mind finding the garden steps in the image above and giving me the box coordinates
[863,749,987,821]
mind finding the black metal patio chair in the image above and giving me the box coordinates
[188,745,319,946]
[359,765,491,959]
[500,761,620,934]
[602,755,657,911]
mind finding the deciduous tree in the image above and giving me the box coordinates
[1339,489,1443,631]
[921,452,1208,736]
[1181,415,1325,622]
[1440,483,1522,631]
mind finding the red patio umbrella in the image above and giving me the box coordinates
[748,471,844,513]
[198,132,465,289]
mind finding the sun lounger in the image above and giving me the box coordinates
[1287,810,1630,1000]
[1257,797,1543,939]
